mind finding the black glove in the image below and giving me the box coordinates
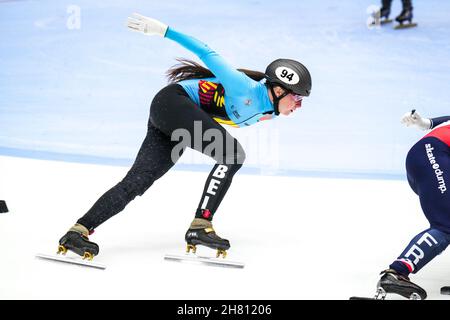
[0,200,8,213]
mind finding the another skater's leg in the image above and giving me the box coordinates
[380,0,392,19]
[376,137,450,300]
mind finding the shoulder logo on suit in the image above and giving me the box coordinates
[198,80,225,108]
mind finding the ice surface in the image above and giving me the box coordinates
[1,156,449,299]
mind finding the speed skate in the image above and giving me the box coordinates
[35,253,106,270]
[350,269,427,300]
[170,216,245,268]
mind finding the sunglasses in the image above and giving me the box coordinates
[277,88,304,102]
[290,93,304,102]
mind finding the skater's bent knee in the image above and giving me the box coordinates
[119,179,153,198]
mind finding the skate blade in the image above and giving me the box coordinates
[164,254,244,269]
[349,296,380,300]
[394,22,418,30]
[350,288,386,300]
[35,253,106,270]
[380,19,393,25]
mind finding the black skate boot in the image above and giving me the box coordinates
[395,0,417,29]
[58,224,99,260]
[395,9,413,24]
[376,269,427,300]
[185,218,230,258]
[379,0,392,21]
[370,0,392,25]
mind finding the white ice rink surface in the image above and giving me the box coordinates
[1,155,449,300]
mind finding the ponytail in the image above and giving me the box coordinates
[166,58,266,83]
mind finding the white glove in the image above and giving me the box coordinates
[400,110,431,130]
[127,13,168,37]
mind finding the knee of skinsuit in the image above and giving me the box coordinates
[391,228,450,275]
[120,173,155,198]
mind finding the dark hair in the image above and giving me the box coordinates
[166,58,266,83]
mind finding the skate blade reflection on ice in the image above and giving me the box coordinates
[35,253,106,270]
[164,254,244,269]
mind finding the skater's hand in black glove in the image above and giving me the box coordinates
[401,110,431,130]
[127,13,168,37]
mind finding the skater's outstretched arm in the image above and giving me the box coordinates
[126,13,251,94]
[401,110,431,130]
[401,110,450,130]
[430,116,450,129]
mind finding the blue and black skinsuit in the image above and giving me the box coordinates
[389,116,450,276]
[77,27,278,230]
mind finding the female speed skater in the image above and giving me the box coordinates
[374,110,450,300]
[57,13,312,260]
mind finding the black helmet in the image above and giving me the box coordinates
[265,58,312,96]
